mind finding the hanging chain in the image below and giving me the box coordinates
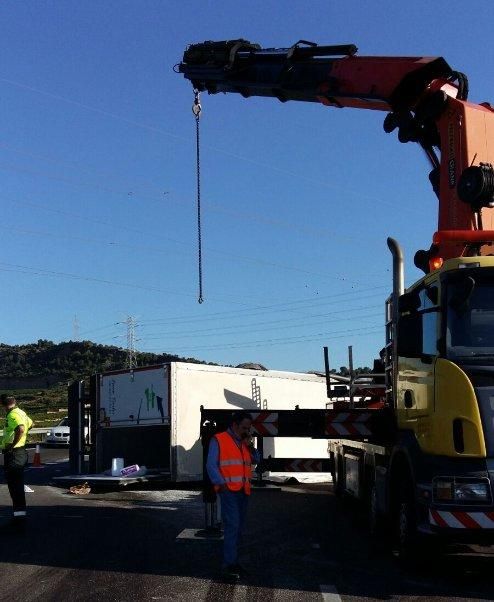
[192,88,204,304]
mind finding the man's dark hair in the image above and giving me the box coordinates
[0,394,15,406]
[231,410,252,425]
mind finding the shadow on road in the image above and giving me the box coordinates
[0,486,493,599]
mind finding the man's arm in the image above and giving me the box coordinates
[5,425,24,452]
[250,447,261,464]
[206,438,227,490]
[247,436,261,464]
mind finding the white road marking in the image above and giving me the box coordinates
[280,487,328,495]
[176,528,223,540]
[320,584,342,601]
[267,577,328,600]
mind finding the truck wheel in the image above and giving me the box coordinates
[333,453,344,497]
[395,480,418,560]
[368,483,384,536]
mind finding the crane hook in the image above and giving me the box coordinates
[192,89,202,119]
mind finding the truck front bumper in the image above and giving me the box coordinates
[418,505,494,544]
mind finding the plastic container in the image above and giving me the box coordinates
[111,457,124,476]
[120,464,140,477]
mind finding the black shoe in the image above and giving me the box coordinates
[222,565,241,581]
[232,563,249,577]
[12,516,27,530]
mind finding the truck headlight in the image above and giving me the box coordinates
[455,481,490,502]
[433,477,491,504]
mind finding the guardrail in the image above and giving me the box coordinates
[0,428,48,435]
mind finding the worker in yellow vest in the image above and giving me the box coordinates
[206,410,260,581]
[1,394,33,525]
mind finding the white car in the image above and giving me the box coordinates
[45,417,70,445]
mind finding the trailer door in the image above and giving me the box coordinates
[97,365,171,472]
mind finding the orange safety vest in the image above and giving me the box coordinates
[214,431,253,495]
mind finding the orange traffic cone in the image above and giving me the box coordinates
[32,444,42,468]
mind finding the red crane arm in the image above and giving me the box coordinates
[178,40,494,266]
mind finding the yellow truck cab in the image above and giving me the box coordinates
[394,255,494,536]
[330,249,494,555]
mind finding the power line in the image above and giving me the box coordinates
[150,324,383,350]
[5,203,376,289]
[0,260,207,300]
[0,217,385,287]
[141,310,383,341]
[79,322,123,337]
[0,158,373,246]
[0,141,170,198]
[0,259,389,345]
[77,289,387,344]
[75,288,388,343]
[0,76,422,216]
[137,289,388,327]
[140,324,383,353]
[0,256,351,311]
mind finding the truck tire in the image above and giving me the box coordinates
[333,453,344,497]
[394,479,418,560]
[368,483,385,536]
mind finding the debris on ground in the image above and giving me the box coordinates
[69,482,91,495]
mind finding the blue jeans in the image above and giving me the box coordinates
[219,490,249,567]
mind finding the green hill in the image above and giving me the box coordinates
[0,340,204,430]
[0,339,201,385]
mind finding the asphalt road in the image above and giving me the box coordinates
[1,448,494,601]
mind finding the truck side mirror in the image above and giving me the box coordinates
[449,276,475,313]
[398,291,421,313]
[397,313,423,358]
[426,287,438,305]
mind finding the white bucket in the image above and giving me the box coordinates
[111,457,124,476]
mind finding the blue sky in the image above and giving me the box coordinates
[1,1,493,372]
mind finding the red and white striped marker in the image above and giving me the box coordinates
[250,411,279,436]
[284,459,324,472]
[429,509,494,529]
[324,412,372,437]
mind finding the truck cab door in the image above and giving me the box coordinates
[397,285,439,428]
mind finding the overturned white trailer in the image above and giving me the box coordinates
[94,362,344,482]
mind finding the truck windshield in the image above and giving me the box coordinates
[446,273,494,361]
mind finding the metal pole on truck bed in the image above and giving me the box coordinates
[324,346,332,399]
[348,346,355,409]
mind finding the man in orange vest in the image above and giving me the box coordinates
[206,410,260,580]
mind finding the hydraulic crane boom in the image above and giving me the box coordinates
[179,41,494,551]
[178,39,494,268]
